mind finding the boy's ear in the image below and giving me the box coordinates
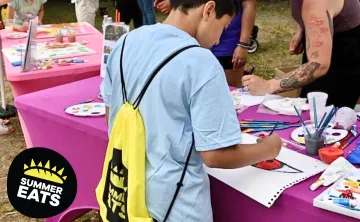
[202,1,216,21]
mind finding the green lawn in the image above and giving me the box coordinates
[0,1,302,221]
[42,0,301,79]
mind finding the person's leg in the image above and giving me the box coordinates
[75,0,98,26]
[137,0,156,25]
[216,56,244,88]
[136,0,148,25]
[132,0,144,28]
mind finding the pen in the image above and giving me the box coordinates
[248,65,255,75]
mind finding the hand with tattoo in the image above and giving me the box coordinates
[279,62,320,89]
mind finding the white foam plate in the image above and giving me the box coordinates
[291,123,348,145]
[65,102,105,117]
[6,33,28,39]
[263,98,310,115]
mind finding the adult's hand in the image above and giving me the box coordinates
[289,26,304,55]
[154,0,170,14]
[232,47,248,70]
[242,75,274,96]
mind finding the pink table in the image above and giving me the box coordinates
[1,26,102,148]
[1,30,102,97]
[15,76,360,222]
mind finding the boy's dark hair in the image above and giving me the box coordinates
[170,0,239,18]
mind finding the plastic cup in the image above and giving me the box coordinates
[67,27,76,42]
[308,92,328,125]
[302,121,326,156]
[334,107,357,130]
[55,34,63,43]
[4,19,14,31]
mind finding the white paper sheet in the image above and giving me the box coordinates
[239,94,265,107]
[205,133,328,207]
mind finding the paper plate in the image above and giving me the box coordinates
[263,98,310,115]
[65,102,105,117]
[291,123,348,145]
[6,33,27,39]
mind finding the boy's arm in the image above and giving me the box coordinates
[38,4,44,24]
[6,5,14,19]
[200,135,281,169]
[191,67,281,169]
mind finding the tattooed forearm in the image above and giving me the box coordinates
[326,10,334,39]
[279,62,320,89]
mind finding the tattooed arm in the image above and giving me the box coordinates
[268,0,333,92]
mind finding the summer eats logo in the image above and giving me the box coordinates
[7,148,77,218]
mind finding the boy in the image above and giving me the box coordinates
[7,0,46,32]
[101,0,282,221]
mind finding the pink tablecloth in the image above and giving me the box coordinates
[15,76,360,222]
[1,29,103,97]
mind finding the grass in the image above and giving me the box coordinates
[0,0,301,221]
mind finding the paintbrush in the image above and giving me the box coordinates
[313,97,318,129]
[294,106,311,136]
[316,107,338,139]
[340,133,360,150]
[269,122,279,135]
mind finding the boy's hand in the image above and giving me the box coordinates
[257,134,282,159]
[154,0,171,14]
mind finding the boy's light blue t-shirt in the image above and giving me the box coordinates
[8,0,47,25]
[101,23,242,222]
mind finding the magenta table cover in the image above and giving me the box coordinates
[15,76,360,222]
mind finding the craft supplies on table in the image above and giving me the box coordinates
[205,133,328,208]
[308,92,328,123]
[240,119,300,133]
[294,105,339,156]
[310,157,356,191]
[64,102,105,117]
[291,123,348,145]
[313,170,360,220]
[262,97,309,116]
[36,22,97,39]
[2,42,95,64]
[347,140,360,164]
[334,107,358,130]
[230,88,265,108]
[5,32,27,39]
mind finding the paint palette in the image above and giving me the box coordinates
[65,103,105,117]
[291,123,348,145]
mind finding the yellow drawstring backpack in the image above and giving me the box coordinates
[96,34,197,222]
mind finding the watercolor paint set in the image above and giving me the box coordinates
[314,170,360,219]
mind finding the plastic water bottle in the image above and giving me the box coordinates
[102,15,109,32]
[107,17,113,24]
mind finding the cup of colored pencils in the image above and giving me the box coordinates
[294,105,338,156]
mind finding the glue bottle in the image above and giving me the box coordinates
[102,15,109,33]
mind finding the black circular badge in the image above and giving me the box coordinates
[7,147,77,218]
